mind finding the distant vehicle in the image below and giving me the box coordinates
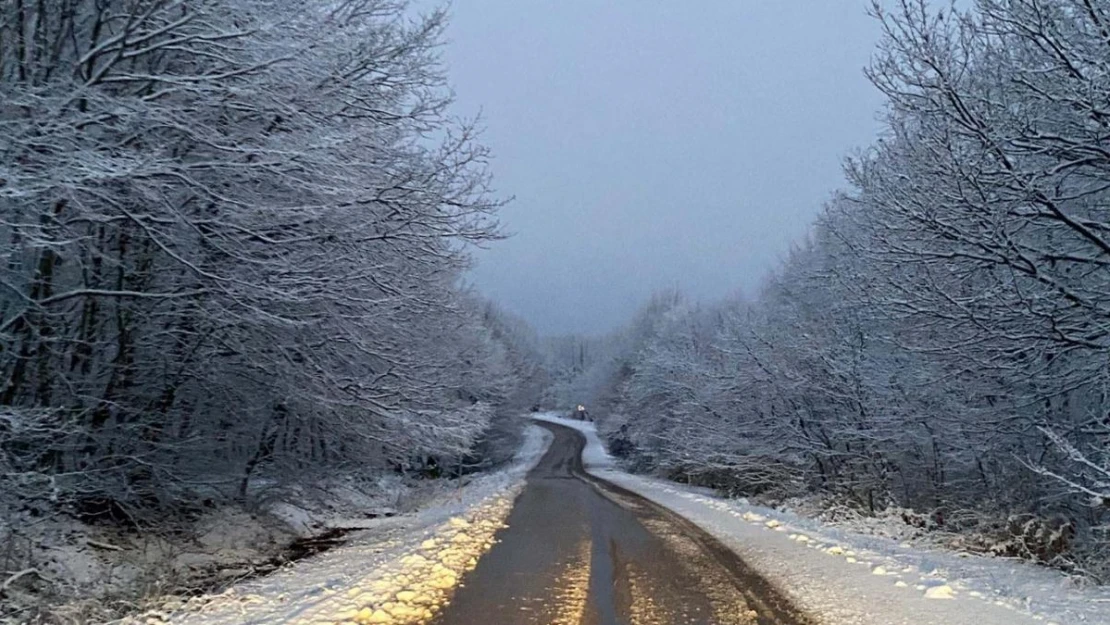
[573,404,590,421]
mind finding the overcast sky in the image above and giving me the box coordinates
[434,2,887,336]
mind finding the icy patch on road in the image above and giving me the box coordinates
[537,413,1110,625]
[144,425,553,625]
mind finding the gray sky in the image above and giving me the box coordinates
[438,2,887,335]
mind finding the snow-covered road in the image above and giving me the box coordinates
[535,413,1110,625]
[434,419,808,625]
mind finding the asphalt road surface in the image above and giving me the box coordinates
[432,422,812,625]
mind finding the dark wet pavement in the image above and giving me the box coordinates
[432,422,812,625]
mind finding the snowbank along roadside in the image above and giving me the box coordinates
[124,424,553,625]
[533,412,1110,625]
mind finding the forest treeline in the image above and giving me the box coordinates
[0,0,547,526]
[5,0,1110,588]
[549,0,1110,580]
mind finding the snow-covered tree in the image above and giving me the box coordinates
[556,0,1110,577]
[0,0,534,521]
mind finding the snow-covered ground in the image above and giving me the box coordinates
[128,425,553,625]
[534,412,1110,625]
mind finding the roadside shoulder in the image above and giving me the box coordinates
[139,424,554,625]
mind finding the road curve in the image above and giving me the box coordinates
[432,422,813,625]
